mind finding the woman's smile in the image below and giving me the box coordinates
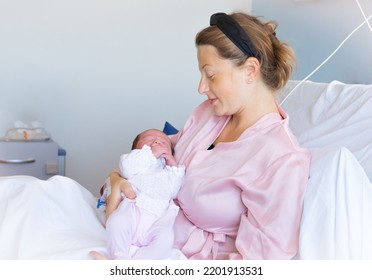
[208,98,218,105]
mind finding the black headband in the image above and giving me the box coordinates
[210,12,258,58]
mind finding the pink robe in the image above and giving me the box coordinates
[171,100,311,260]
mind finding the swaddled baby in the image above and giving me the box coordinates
[92,129,185,260]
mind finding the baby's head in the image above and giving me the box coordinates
[132,129,173,155]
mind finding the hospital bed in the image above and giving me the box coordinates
[1,80,371,259]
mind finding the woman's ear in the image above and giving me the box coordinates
[243,57,260,84]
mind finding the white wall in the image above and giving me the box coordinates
[252,0,372,84]
[0,0,251,195]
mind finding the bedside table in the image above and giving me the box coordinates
[0,140,66,180]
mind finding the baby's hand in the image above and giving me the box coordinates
[150,144,177,166]
[162,152,177,167]
[151,145,169,158]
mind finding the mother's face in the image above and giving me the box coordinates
[197,45,248,117]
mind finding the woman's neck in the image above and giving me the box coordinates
[215,92,279,144]
[236,94,278,127]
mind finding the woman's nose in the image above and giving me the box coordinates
[198,78,209,94]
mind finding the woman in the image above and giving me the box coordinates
[103,12,311,260]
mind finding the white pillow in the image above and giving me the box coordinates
[278,80,372,183]
[298,147,372,259]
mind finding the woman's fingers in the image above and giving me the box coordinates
[105,172,136,219]
[120,179,136,199]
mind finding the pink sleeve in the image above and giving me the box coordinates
[232,152,310,260]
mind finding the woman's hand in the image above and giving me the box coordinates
[106,171,136,219]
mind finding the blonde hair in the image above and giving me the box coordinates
[195,12,296,91]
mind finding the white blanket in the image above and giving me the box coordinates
[0,175,186,260]
[0,175,107,259]
[277,80,372,259]
[298,148,372,259]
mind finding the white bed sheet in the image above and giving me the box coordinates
[0,175,186,260]
[0,175,107,259]
[278,80,372,259]
[278,80,372,183]
[298,148,372,259]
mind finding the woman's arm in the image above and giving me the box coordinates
[105,171,136,219]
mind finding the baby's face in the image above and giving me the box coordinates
[136,129,172,156]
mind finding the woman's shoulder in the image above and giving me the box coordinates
[273,120,312,163]
[242,111,310,160]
